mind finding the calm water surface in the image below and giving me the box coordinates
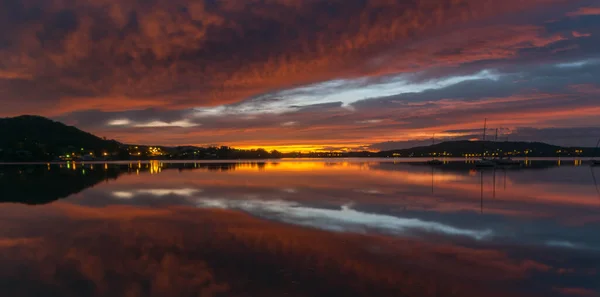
[1,159,599,297]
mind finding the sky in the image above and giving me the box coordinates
[1,0,600,152]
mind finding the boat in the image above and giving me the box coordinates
[426,133,443,165]
[475,159,496,168]
[494,157,521,166]
[427,159,444,165]
[592,167,600,199]
[494,158,520,166]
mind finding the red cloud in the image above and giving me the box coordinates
[568,7,600,16]
[1,0,595,149]
[0,0,578,117]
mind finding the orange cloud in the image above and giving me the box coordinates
[1,0,597,149]
[77,87,600,148]
[0,0,577,116]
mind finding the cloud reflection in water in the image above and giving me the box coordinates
[192,198,493,240]
[112,188,201,199]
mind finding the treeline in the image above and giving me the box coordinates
[159,146,377,160]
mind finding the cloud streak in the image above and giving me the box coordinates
[1,0,599,149]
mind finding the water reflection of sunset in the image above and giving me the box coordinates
[0,203,584,297]
[1,161,599,296]
[106,161,600,211]
[229,160,373,172]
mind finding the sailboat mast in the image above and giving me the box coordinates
[482,119,487,158]
[483,119,487,141]
[495,128,499,158]
[595,138,600,160]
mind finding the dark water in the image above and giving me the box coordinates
[1,160,599,297]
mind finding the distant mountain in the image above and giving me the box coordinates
[379,140,599,157]
[1,115,598,161]
[0,115,120,161]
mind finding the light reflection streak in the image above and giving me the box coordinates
[229,161,372,172]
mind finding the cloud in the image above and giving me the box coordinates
[107,119,131,126]
[0,0,585,115]
[112,191,135,199]
[1,0,599,149]
[573,31,592,38]
[133,119,199,128]
[568,6,600,17]
[48,54,600,148]
[280,121,298,127]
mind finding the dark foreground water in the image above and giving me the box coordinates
[1,159,599,297]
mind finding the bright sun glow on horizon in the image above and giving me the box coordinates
[234,144,375,153]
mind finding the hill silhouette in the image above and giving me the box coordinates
[0,115,597,160]
[0,165,120,205]
[0,115,120,161]
[378,140,597,157]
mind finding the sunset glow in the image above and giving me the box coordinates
[1,0,599,149]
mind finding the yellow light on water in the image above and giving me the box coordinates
[150,160,161,174]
